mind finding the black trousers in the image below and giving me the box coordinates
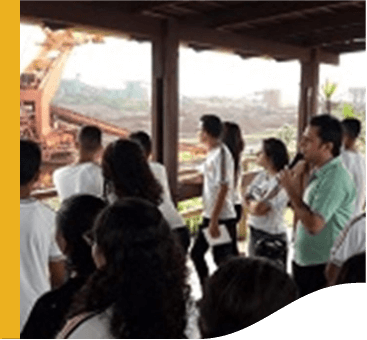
[234,204,243,223]
[173,226,191,255]
[190,218,238,287]
[292,261,327,297]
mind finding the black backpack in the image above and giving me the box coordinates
[254,237,287,271]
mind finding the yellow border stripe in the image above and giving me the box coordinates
[1,0,20,338]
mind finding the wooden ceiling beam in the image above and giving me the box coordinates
[178,22,339,65]
[129,1,186,14]
[238,7,365,40]
[20,1,162,39]
[305,25,366,47]
[323,41,366,54]
[185,1,343,29]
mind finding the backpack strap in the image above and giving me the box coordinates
[56,312,96,339]
[220,144,226,183]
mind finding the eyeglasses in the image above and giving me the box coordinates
[83,230,96,247]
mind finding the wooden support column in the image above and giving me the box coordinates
[297,49,320,146]
[152,20,179,203]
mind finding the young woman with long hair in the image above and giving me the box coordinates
[57,198,191,339]
[101,138,190,254]
[222,122,245,251]
[102,139,163,205]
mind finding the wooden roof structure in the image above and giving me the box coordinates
[21,1,366,63]
[20,1,366,202]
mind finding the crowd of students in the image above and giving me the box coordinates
[20,113,365,338]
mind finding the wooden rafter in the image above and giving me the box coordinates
[178,22,339,64]
[184,1,344,29]
[129,1,187,14]
[323,41,366,54]
[237,7,365,40]
[305,25,366,47]
[20,0,339,64]
[20,1,162,39]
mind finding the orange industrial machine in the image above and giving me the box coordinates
[20,27,130,188]
[20,26,205,189]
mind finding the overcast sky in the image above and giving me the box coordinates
[20,23,366,106]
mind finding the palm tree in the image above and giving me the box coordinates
[322,80,338,114]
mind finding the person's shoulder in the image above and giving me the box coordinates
[80,162,103,174]
[32,200,56,224]
[150,161,166,172]
[22,199,55,216]
[38,278,84,308]
[150,161,167,178]
[53,165,73,177]
[352,214,366,232]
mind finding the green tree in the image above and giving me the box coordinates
[322,80,338,114]
[277,123,297,152]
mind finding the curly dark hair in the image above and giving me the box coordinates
[199,257,298,338]
[68,197,191,339]
[102,139,163,205]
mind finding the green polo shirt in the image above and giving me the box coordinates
[294,157,356,266]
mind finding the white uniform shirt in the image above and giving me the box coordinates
[246,170,289,235]
[233,173,243,206]
[200,144,236,220]
[53,162,104,201]
[340,149,366,217]
[61,304,199,339]
[20,199,64,331]
[58,311,112,339]
[329,214,366,267]
[149,162,186,229]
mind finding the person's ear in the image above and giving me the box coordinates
[33,169,41,183]
[92,243,106,269]
[322,141,334,154]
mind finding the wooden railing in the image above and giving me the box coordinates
[33,157,260,238]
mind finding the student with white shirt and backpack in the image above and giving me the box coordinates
[53,125,104,201]
[190,115,237,288]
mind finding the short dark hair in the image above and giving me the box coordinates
[20,139,41,186]
[309,114,342,157]
[78,125,102,152]
[263,138,289,172]
[200,114,222,138]
[199,257,298,338]
[129,131,152,157]
[56,194,107,278]
[341,118,361,140]
[335,252,366,284]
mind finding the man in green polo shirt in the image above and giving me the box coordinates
[279,114,355,297]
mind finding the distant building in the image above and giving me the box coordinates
[348,87,366,110]
[253,90,281,110]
